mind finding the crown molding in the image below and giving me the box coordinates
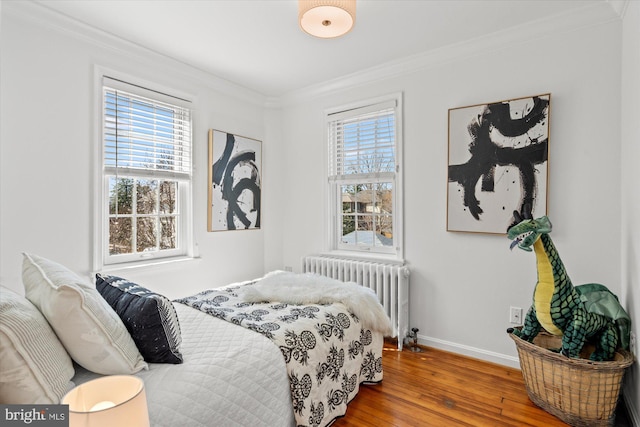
[277,1,621,107]
[606,0,630,18]
[4,0,623,109]
[4,0,267,107]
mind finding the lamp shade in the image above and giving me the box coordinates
[299,0,356,38]
[62,375,149,427]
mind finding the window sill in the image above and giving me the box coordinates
[321,250,405,266]
[97,255,201,275]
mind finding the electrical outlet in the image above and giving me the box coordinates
[510,306,523,325]
[284,266,293,272]
[630,331,637,356]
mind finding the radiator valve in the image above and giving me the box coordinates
[408,327,423,352]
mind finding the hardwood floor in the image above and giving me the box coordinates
[332,340,631,427]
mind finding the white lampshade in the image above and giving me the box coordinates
[62,375,150,427]
[299,0,356,38]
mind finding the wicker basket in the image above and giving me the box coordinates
[509,328,634,427]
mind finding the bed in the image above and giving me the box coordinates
[73,302,296,427]
[0,254,389,427]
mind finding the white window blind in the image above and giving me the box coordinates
[103,78,192,181]
[329,99,396,179]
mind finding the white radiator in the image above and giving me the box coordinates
[302,255,409,350]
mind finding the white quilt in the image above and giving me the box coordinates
[72,303,295,427]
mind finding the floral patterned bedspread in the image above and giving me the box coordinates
[174,279,384,427]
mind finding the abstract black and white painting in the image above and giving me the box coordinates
[447,94,550,234]
[208,130,262,231]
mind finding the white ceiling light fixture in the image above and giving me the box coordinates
[299,0,356,39]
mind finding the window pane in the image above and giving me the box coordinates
[109,178,133,215]
[160,217,176,250]
[341,214,355,242]
[376,215,393,247]
[377,182,393,215]
[341,185,355,213]
[109,217,132,254]
[353,223,374,246]
[136,179,157,214]
[136,218,157,252]
[159,181,177,214]
[356,186,374,214]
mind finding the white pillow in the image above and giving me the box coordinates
[0,286,75,404]
[22,253,147,375]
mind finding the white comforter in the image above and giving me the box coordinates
[72,303,295,427]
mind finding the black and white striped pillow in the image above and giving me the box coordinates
[96,274,183,364]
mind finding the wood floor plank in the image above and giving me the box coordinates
[332,340,573,426]
[500,397,571,426]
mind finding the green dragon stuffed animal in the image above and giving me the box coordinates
[507,207,631,361]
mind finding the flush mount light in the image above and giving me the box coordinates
[299,0,356,39]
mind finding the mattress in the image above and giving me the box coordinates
[72,303,295,427]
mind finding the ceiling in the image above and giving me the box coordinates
[34,0,620,98]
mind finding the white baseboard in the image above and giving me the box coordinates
[624,391,639,427]
[420,334,520,369]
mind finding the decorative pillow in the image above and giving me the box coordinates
[21,253,147,375]
[96,274,183,364]
[0,286,75,404]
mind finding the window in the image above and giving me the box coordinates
[101,76,192,266]
[327,95,403,257]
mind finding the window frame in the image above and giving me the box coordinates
[325,93,404,260]
[94,72,194,270]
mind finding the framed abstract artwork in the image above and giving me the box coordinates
[208,129,262,232]
[447,94,550,234]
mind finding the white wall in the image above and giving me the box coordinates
[0,2,270,299]
[262,106,286,273]
[620,0,640,422]
[279,18,624,365]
